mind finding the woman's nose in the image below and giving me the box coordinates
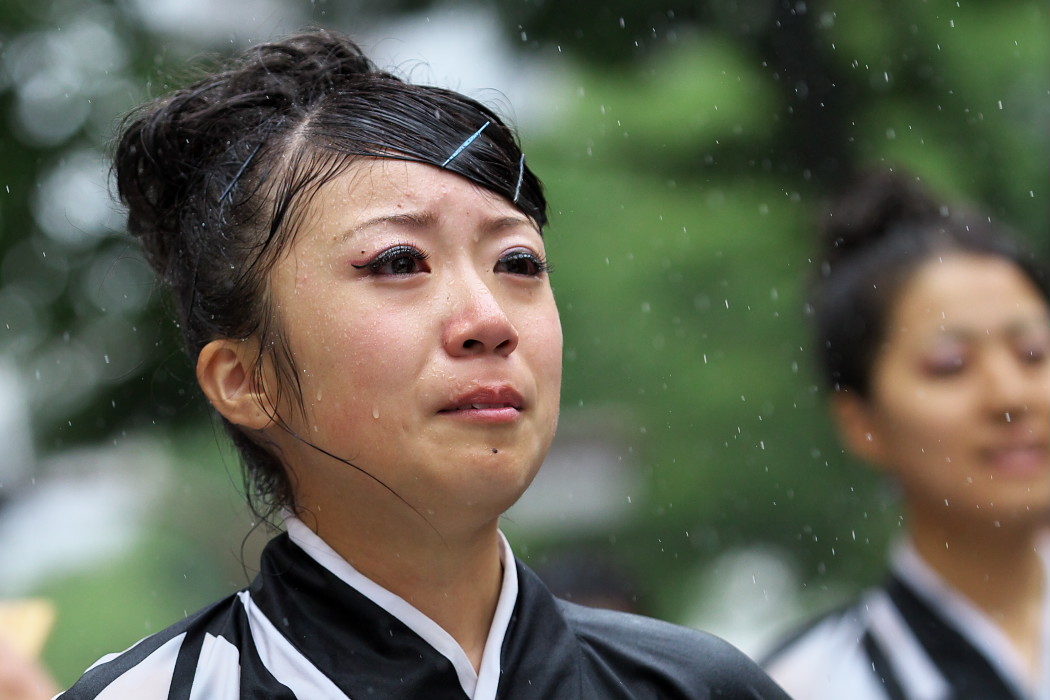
[441,273,519,358]
[981,350,1036,421]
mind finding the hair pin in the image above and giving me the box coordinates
[512,153,526,203]
[441,121,490,167]
[220,141,264,202]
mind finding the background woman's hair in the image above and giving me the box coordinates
[112,28,547,523]
[809,167,1048,397]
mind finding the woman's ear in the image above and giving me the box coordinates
[197,338,274,430]
[831,390,889,468]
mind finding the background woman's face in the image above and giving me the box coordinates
[848,253,1050,521]
[262,158,563,530]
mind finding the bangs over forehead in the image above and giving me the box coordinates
[235,81,547,281]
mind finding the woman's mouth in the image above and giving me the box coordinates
[984,443,1049,477]
[440,387,523,423]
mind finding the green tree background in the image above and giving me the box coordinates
[0,0,1045,684]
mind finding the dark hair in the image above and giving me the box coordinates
[113,29,547,522]
[809,168,1048,397]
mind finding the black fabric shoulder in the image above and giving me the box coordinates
[558,599,791,699]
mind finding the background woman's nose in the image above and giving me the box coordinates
[981,349,1035,420]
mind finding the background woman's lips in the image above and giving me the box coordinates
[984,444,1049,477]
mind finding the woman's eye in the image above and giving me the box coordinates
[496,249,551,277]
[1016,336,1050,365]
[352,245,430,276]
[921,353,967,378]
[1010,320,1050,365]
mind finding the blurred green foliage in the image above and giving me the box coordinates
[0,0,1045,685]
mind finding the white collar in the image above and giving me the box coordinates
[284,516,518,700]
[890,534,1050,699]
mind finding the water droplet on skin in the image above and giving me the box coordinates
[372,407,380,419]
[315,388,323,402]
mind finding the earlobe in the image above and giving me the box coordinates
[831,390,888,468]
[197,338,274,430]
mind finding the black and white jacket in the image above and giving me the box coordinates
[762,539,1050,700]
[60,518,788,699]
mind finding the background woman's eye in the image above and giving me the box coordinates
[922,354,967,377]
[353,245,430,275]
[497,250,550,276]
[1016,329,1050,367]
[1017,338,1050,365]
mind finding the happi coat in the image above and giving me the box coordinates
[763,538,1050,700]
[60,518,789,699]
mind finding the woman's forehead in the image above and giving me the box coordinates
[888,254,1048,336]
[289,158,532,242]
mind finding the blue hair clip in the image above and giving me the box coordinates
[512,153,526,203]
[220,141,264,202]
[441,121,491,167]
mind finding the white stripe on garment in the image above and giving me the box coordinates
[764,612,887,700]
[237,590,350,699]
[865,589,950,700]
[285,516,518,700]
[1040,535,1050,700]
[186,633,242,700]
[891,538,1049,699]
[93,634,182,700]
[470,534,518,700]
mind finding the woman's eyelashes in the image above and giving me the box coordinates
[497,249,551,277]
[1016,334,1049,365]
[921,352,968,378]
[351,245,550,278]
[352,244,430,275]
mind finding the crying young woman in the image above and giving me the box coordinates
[58,29,788,700]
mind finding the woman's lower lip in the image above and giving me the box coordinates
[439,407,520,423]
[986,446,1049,476]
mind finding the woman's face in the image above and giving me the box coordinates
[262,158,562,530]
[840,253,1050,522]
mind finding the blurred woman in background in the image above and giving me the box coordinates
[58,29,787,699]
[763,170,1049,699]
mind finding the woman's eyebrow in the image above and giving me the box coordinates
[485,215,535,233]
[341,212,535,243]
[927,314,1050,341]
[340,211,437,242]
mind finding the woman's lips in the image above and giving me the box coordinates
[984,443,1049,477]
[439,387,523,423]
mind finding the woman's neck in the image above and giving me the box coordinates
[909,508,1047,676]
[306,505,505,672]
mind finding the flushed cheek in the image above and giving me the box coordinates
[309,314,429,420]
[888,386,972,442]
[526,303,563,355]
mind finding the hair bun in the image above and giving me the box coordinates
[115,30,388,281]
[820,169,944,266]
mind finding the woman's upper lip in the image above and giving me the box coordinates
[440,386,524,412]
[981,435,1049,460]
[983,440,1048,456]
